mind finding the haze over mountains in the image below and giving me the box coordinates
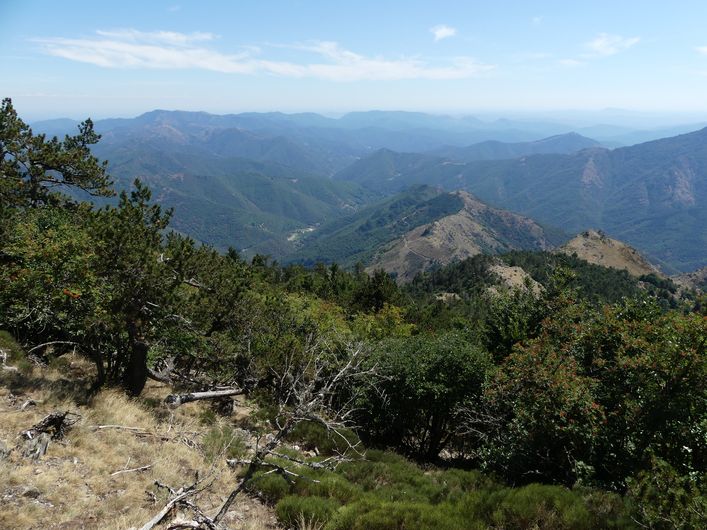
[31,109,707,276]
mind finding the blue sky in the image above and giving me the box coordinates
[3,0,707,119]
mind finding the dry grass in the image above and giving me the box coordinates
[0,350,276,530]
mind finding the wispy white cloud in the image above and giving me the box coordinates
[95,29,215,45]
[696,46,707,55]
[585,33,639,56]
[430,25,457,42]
[37,30,493,81]
[531,16,543,25]
[39,32,251,72]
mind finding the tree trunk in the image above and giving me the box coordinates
[123,339,148,396]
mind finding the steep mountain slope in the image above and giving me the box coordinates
[288,188,562,280]
[673,266,707,291]
[287,186,462,266]
[369,192,556,281]
[431,132,601,161]
[333,149,450,194]
[337,127,707,272]
[91,140,378,256]
[558,230,663,277]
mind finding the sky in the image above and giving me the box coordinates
[3,0,707,119]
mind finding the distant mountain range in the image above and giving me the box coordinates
[30,109,707,273]
[430,132,601,161]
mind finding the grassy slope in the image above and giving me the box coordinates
[0,334,272,530]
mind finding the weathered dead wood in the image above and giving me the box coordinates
[20,399,37,410]
[164,388,244,408]
[227,458,322,483]
[110,464,153,476]
[213,338,373,525]
[143,481,217,530]
[138,487,197,530]
[0,349,18,372]
[93,424,172,441]
[20,411,80,459]
[147,356,176,383]
[27,341,77,355]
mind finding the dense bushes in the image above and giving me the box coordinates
[262,450,637,529]
[357,333,491,459]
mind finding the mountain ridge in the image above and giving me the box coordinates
[368,191,557,282]
[335,126,707,272]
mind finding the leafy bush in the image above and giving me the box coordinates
[247,470,291,503]
[358,333,491,459]
[627,458,707,530]
[326,499,471,530]
[276,495,339,528]
[287,421,360,456]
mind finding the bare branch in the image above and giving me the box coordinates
[27,340,78,354]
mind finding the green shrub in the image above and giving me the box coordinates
[338,454,443,502]
[276,495,339,528]
[0,330,32,374]
[579,488,635,529]
[293,473,361,503]
[287,421,360,456]
[459,483,633,530]
[248,471,291,503]
[493,484,592,529]
[199,408,218,426]
[326,500,472,530]
[434,468,500,503]
[627,458,707,530]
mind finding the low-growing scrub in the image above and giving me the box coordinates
[267,449,638,530]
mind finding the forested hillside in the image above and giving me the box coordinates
[2,99,706,529]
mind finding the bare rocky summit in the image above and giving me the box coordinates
[368,191,553,282]
[558,230,663,278]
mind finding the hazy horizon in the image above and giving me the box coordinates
[4,1,707,121]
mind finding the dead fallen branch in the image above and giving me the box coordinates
[138,487,197,530]
[110,464,153,476]
[227,458,322,483]
[164,388,244,408]
[92,424,170,441]
[142,480,217,530]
